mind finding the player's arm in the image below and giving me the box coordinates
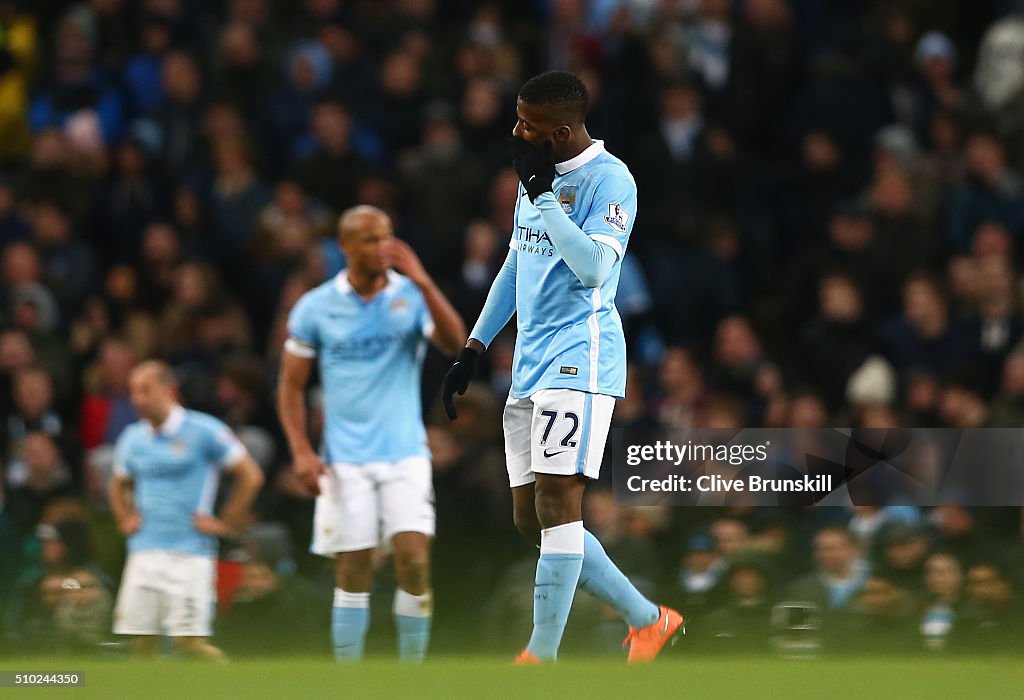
[469,247,517,351]
[193,430,264,537]
[389,238,466,356]
[440,248,518,419]
[109,432,141,536]
[108,472,140,536]
[511,137,623,288]
[276,349,327,495]
[214,453,264,533]
[533,194,617,288]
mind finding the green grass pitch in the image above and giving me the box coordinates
[4,656,1022,700]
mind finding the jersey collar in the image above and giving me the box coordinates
[334,270,402,297]
[144,404,185,436]
[555,140,605,175]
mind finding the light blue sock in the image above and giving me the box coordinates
[332,588,370,661]
[393,589,432,663]
[526,522,585,661]
[580,529,659,629]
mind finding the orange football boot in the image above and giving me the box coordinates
[514,649,541,665]
[622,605,685,663]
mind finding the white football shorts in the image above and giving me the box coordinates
[113,550,216,637]
[311,456,435,555]
[503,388,616,487]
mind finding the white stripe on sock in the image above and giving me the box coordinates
[540,521,585,555]
[334,588,370,608]
[393,589,433,617]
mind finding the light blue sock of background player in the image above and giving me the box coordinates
[393,588,432,662]
[332,588,370,660]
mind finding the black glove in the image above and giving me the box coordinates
[441,347,480,420]
[510,136,555,203]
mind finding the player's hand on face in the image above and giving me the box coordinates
[118,511,142,536]
[292,451,328,496]
[192,513,234,538]
[388,238,428,285]
[509,136,555,203]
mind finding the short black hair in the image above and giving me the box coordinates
[518,71,589,124]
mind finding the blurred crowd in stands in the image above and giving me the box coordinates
[0,0,1023,656]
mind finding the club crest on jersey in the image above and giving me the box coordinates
[390,298,409,314]
[171,440,187,453]
[556,185,578,214]
[604,203,629,233]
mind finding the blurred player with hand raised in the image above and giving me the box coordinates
[278,206,465,662]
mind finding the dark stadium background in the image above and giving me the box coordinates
[0,0,1022,658]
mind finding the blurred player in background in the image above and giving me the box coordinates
[109,360,264,660]
[277,205,465,662]
[442,71,684,663]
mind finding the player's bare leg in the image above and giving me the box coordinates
[336,549,374,592]
[172,636,226,662]
[533,473,586,530]
[392,532,430,594]
[391,531,433,662]
[513,480,681,662]
[130,635,160,659]
[512,484,541,544]
[332,549,374,660]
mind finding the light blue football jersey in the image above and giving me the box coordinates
[113,405,247,557]
[286,270,433,464]
[510,140,636,399]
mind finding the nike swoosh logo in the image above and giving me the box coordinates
[528,175,536,182]
[543,449,566,458]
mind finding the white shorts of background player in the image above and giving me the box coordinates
[113,550,216,637]
[311,455,435,555]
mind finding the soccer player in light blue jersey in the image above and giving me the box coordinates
[442,72,685,663]
[109,360,264,660]
[277,205,465,663]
